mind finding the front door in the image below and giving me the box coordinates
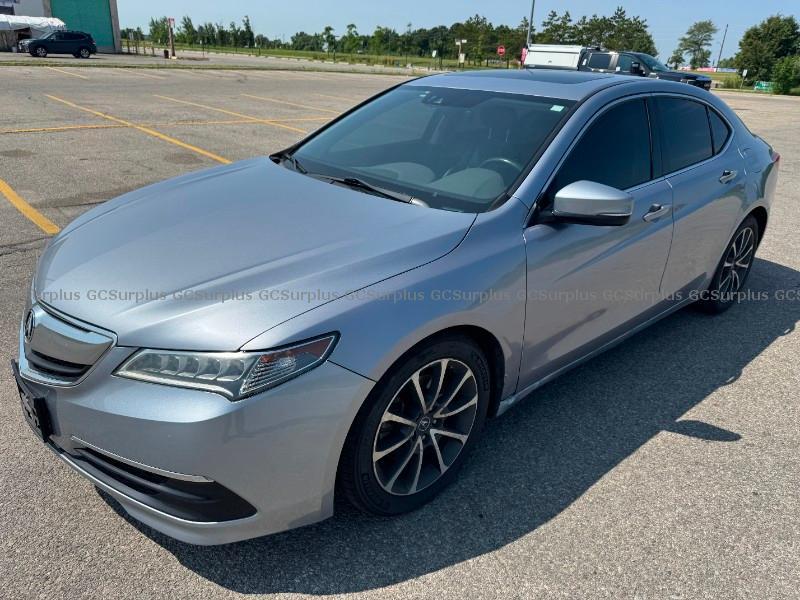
[519,97,674,389]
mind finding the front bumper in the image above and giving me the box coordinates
[15,320,374,545]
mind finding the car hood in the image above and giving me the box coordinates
[35,158,475,350]
[658,70,712,81]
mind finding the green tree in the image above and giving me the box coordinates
[322,25,336,53]
[735,15,800,81]
[538,10,575,44]
[668,48,684,69]
[772,55,800,94]
[677,20,717,69]
[177,16,197,45]
[241,16,255,47]
[148,17,169,44]
[341,23,361,53]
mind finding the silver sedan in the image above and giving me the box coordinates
[13,69,779,544]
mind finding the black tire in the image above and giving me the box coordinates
[338,335,490,516]
[32,46,47,58]
[696,215,759,314]
[78,47,91,59]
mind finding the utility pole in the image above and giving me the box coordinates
[168,17,176,58]
[526,0,536,47]
[715,23,728,69]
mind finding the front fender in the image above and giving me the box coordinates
[242,199,530,403]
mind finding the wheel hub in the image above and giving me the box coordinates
[372,358,479,496]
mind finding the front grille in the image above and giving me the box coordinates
[21,304,113,384]
[69,447,256,522]
[25,349,91,379]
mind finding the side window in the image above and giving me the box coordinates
[616,54,633,73]
[655,97,713,173]
[549,99,652,196]
[586,53,612,70]
[708,108,731,154]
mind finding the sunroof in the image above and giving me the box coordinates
[456,69,614,84]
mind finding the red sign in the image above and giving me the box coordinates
[497,45,506,57]
[520,47,528,63]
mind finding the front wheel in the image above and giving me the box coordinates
[697,215,759,314]
[33,46,47,58]
[338,335,490,515]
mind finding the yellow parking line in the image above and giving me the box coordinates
[0,178,60,235]
[154,95,309,134]
[45,66,89,80]
[241,93,340,114]
[315,93,358,102]
[115,68,165,80]
[0,123,128,135]
[0,117,329,136]
[44,94,231,164]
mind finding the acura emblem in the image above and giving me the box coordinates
[24,309,35,343]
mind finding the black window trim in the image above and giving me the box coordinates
[650,92,735,179]
[706,104,732,156]
[528,92,659,226]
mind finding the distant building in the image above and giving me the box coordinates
[0,0,120,52]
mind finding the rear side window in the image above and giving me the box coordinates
[550,99,651,194]
[708,108,731,154]
[655,97,713,173]
[586,53,612,70]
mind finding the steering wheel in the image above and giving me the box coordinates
[479,157,524,172]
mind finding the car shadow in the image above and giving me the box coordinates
[97,257,800,595]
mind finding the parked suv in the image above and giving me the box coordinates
[580,50,712,90]
[22,30,97,59]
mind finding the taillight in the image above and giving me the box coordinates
[771,150,781,166]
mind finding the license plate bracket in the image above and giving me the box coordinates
[11,361,52,442]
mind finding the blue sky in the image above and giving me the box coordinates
[118,0,797,61]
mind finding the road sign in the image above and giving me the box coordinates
[497,45,506,57]
[742,69,748,79]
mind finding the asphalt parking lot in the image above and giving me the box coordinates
[1,67,799,599]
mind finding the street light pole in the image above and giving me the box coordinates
[715,23,728,69]
[526,0,536,47]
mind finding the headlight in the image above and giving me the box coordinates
[115,334,337,400]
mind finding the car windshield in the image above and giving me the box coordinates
[637,54,670,73]
[290,86,574,212]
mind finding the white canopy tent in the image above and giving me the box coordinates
[0,15,65,50]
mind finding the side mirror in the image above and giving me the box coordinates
[630,61,643,75]
[552,180,633,226]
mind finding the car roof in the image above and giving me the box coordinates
[405,68,637,101]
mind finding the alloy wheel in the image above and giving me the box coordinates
[718,226,755,297]
[36,47,47,57]
[372,358,479,496]
[80,48,90,58]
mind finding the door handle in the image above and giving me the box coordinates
[719,169,738,184]
[642,203,672,222]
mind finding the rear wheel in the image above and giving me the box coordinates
[78,47,91,59]
[697,215,758,314]
[338,335,490,515]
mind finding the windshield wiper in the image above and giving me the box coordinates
[270,150,307,174]
[313,175,414,204]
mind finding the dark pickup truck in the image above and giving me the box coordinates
[579,50,713,90]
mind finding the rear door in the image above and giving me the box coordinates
[654,96,748,295]
[519,97,674,388]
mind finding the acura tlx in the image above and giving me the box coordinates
[13,69,778,544]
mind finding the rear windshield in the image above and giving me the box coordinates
[292,86,574,212]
